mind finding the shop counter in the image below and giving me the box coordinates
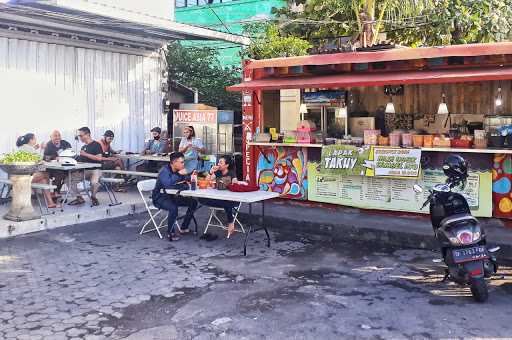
[249,142,512,219]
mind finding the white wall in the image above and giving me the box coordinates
[0,36,164,157]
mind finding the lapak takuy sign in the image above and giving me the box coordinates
[173,110,217,124]
[321,145,421,178]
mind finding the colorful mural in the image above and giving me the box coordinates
[256,146,308,200]
[493,154,512,218]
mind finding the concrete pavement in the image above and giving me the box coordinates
[0,211,511,340]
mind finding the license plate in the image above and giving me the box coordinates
[452,246,488,263]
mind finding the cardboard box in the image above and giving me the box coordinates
[349,117,375,137]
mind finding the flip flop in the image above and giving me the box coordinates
[168,233,180,242]
[68,197,85,206]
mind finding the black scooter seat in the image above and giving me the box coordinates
[439,213,478,229]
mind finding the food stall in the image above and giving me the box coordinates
[172,107,237,171]
[228,42,512,218]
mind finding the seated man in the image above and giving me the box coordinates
[199,156,239,238]
[136,127,166,173]
[44,130,72,196]
[68,127,105,206]
[152,152,198,241]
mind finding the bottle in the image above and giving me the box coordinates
[190,170,197,191]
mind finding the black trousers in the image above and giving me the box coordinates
[154,196,198,234]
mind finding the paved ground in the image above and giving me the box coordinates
[0,212,511,340]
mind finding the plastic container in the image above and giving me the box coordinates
[402,133,413,147]
[364,129,381,145]
[378,135,389,146]
[423,135,434,147]
[451,139,473,148]
[412,135,424,147]
[389,132,401,147]
[474,138,488,149]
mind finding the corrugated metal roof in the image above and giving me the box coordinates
[0,0,251,46]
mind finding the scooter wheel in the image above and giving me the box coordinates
[470,277,488,303]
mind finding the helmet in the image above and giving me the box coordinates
[442,154,468,180]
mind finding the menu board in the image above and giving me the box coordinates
[321,145,421,178]
[308,163,492,217]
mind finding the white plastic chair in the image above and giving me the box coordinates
[203,202,245,235]
[137,179,179,238]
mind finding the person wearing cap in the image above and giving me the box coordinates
[141,127,166,155]
[137,127,166,173]
[179,126,205,173]
[98,130,126,191]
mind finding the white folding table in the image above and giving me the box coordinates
[44,162,102,207]
[165,188,279,255]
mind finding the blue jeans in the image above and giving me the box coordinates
[154,196,198,234]
[199,198,239,223]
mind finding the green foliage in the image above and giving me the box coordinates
[389,0,512,46]
[241,23,312,60]
[166,42,241,111]
[274,0,512,47]
[0,151,41,164]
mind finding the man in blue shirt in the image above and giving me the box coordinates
[137,127,167,173]
[153,152,198,241]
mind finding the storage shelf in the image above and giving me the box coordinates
[421,147,512,154]
[248,142,323,148]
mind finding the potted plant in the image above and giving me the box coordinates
[0,151,44,222]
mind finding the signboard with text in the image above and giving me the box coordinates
[321,145,421,178]
[173,110,217,124]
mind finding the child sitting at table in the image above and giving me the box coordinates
[200,156,240,238]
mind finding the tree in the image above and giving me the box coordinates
[274,0,512,48]
[166,42,241,111]
[241,23,312,60]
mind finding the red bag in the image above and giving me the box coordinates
[227,183,260,192]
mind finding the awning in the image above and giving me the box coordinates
[227,67,512,91]
[245,42,512,70]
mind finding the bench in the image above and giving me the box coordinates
[98,177,125,206]
[100,170,158,178]
[0,179,57,214]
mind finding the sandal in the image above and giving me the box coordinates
[68,197,85,206]
[91,197,100,206]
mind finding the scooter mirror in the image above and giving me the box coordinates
[413,184,423,194]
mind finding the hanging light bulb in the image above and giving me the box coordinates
[495,87,503,107]
[437,93,449,115]
[385,95,395,114]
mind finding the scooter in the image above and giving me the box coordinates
[413,156,499,302]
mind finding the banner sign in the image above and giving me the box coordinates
[173,110,217,124]
[321,145,421,178]
[308,164,492,217]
